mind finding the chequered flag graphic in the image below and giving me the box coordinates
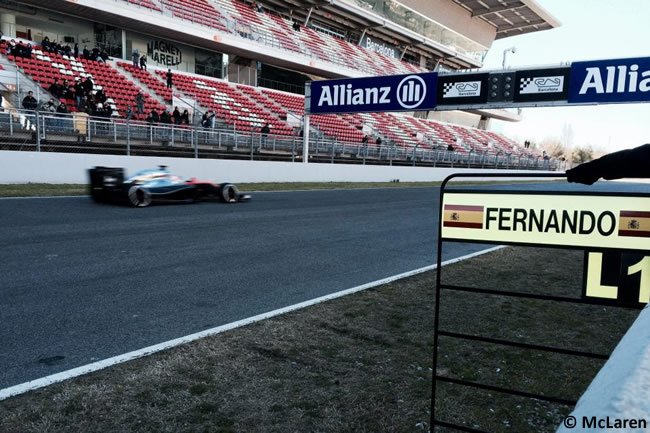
[442,82,454,95]
[520,77,533,91]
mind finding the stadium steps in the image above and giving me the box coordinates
[159,70,293,135]
[115,62,171,108]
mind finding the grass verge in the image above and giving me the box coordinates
[0,180,560,197]
[0,246,639,433]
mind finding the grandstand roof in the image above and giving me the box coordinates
[451,0,560,39]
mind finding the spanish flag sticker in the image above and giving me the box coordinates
[443,205,484,229]
[619,211,650,238]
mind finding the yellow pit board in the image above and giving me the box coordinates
[441,192,650,251]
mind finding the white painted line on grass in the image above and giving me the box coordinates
[0,245,503,401]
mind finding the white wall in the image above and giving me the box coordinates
[0,151,553,184]
[556,306,649,433]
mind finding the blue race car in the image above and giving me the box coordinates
[89,166,251,207]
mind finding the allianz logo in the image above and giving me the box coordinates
[579,64,650,95]
[317,75,427,109]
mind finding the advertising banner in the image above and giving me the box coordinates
[362,35,399,59]
[514,67,570,103]
[308,72,438,114]
[437,73,489,106]
[568,56,650,104]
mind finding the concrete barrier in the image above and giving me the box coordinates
[0,151,555,184]
[556,306,649,433]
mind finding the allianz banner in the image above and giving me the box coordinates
[308,73,438,114]
[569,56,650,104]
[441,192,650,251]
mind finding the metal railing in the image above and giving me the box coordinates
[0,108,564,171]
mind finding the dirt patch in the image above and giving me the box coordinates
[0,247,639,433]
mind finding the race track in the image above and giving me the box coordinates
[0,182,646,389]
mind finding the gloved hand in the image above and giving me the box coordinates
[566,162,601,185]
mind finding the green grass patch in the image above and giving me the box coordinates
[0,183,87,197]
[0,180,561,197]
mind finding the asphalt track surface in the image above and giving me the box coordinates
[1,181,647,389]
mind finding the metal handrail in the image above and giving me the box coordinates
[0,107,563,170]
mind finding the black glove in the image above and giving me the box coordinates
[566,162,601,185]
[566,143,650,184]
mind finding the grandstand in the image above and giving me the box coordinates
[0,0,561,169]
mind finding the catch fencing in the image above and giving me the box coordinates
[0,108,562,170]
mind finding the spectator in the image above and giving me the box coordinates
[99,49,109,63]
[125,105,134,121]
[139,54,147,71]
[172,107,181,124]
[91,47,101,62]
[73,43,79,58]
[256,2,264,12]
[134,91,145,115]
[74,78,85,108]
[48,78,63,99]
[166,69,173,89]
[103,104,113,118]
[83,45,90,60]
[180,109,190,125]
[22,91,38,111]
[95,88,107,104]
[260,122,270,147]
[542,150,549,160]
[201,110,215,128]
[160,109,171,124]
[8,40,21,57]
[361,134,369,144]
[23,43,32,59]
[147,109,159,124]
[132,48,139,68]
[64,44,72,57]
[83,77,94,95]
[42,98,56,130]
[375,136,382,145]
[292,21,301,31]
[92,101,103,117]
[447,143,455,152]
[56,102,68,131]
[80,96,92,115]
[63,83,75,101]
[41,36,50,52]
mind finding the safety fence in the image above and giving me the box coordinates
[0,108,562,170]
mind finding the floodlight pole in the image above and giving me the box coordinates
[303,82,311,164]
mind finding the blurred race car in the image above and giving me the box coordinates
[88,166,251,207]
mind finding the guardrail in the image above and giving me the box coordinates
[0,108,562,170]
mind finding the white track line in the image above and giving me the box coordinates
[0,246,503,401]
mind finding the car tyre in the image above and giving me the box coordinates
[221,183,239,203]
[128,186,152,207]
